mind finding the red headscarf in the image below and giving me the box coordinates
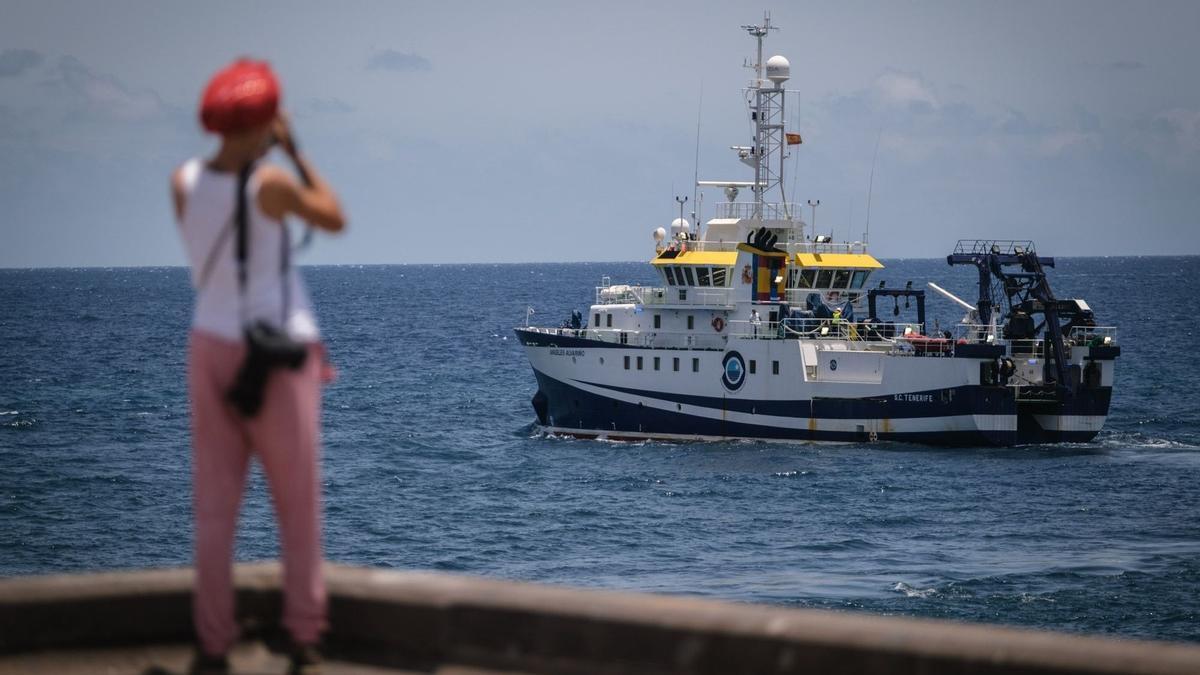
[199,59,280,134]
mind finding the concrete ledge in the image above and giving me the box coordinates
[3,563,1200,674]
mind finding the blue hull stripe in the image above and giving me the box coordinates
[532,371,1018,446]
[572,379,1015,420]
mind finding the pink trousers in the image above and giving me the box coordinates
[187,329,326,655]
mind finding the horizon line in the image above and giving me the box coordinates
[2,252,1199,271]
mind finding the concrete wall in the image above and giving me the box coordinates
[2,563,1199,674]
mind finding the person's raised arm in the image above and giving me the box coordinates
[170,166,187,224]
[257,114,346,232]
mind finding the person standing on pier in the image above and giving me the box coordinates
[171,59,346,674]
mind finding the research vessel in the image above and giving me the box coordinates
[515,17,1119,446]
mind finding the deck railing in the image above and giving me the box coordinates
[595,285,736,307]
[522,318,928,353]
[714,201,801,220]
[950,323,1118,347]
[952,239,1037,255]
[1067,325,1118,346]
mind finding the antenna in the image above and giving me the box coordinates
[865,127,881,244]
[741,12,778,86]
[692,81,703,228]
[807,199,820,238]
[676,195,689,239]
[848,201,854,246]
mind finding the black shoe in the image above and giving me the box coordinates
[288,643,322,675]
[187,651,229,674]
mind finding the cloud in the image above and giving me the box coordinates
[1129,107,1200,165]
[0,48,43,77]
[307,97,355,114]
[821,71,1102,163]
[44,56,167,121]
[874,71,938,109]
[367,49,432,72]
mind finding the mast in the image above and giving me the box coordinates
[741,13,787,220]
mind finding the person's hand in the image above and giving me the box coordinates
[270,112,297,157]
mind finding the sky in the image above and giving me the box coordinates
[1,0,1199,267]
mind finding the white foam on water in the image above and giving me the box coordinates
[1096,430,1200,451]
[892,582,939,599]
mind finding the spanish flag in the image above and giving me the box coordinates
[786,132,802,145]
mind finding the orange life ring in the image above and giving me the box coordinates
[712,316,726,332]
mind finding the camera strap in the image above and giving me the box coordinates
[232,162,292,328]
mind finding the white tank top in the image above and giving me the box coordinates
[177,158,320,342]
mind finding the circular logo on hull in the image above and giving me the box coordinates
[722,351,746,391]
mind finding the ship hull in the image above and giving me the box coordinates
[517,329,1112,447]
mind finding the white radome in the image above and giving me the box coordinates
[670,217,691,237]
[766,55,790,84]
[653,227,666,242]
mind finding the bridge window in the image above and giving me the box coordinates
[696,267,711,286]
[796,269,816,288]
[683,267,695,285]
[664,267,677,285]
[712,267,728,287]
[832,270,851,288]
[815,270,833,288]
[850,270,871,289]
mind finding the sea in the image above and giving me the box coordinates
[2,257,1199,643]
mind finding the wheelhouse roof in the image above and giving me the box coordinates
[793,253,884,269]
[651,251,738,266]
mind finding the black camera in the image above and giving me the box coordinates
[227,320,308,417]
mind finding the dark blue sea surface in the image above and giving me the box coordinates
[2,257,1199,643]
